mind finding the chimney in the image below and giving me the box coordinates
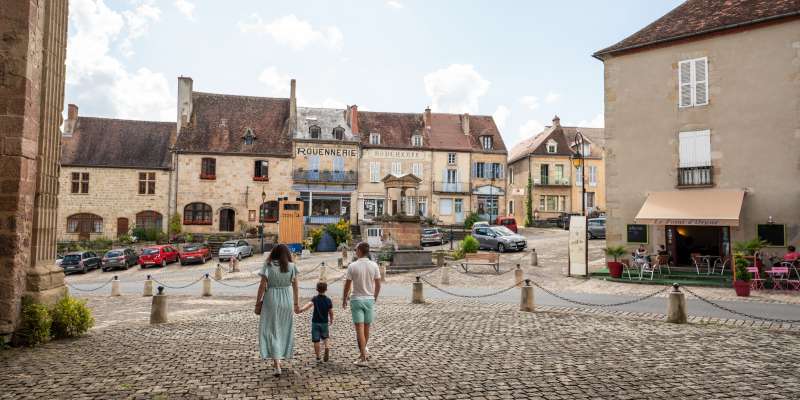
[349,104,359,134]
[177,76,193,133]
[289,79,297,134]
[552,115,561,127]
[424,106,432,130]
[461,113,470,136]
[63,104,78,136]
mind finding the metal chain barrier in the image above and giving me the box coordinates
[682,286,800,324]
[419,266,443,277]
[529,280,669,308]
[299,272,347,291]
[420,277,524,299]
[296,262,322,278]
[209,276,261,288]
[66,277,115,292]
[151,276,204,290]
[451,265,517,278]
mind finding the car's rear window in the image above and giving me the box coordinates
[62,254,81,262]
[422,229,437,234]
[142,248,159,255]
[182,245,200,252]
[106,251,122,257]
[221,242,236,248]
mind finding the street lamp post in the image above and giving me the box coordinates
[571,131,588,276]
[260,189,266,254]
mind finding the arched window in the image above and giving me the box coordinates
[183,202,212,225]
[67,213,103,234]
[260,201,279,223]
[309,125,321,139]
[135,211,163,231]
[332,126,345,140]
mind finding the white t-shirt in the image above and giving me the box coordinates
[345,257,380,300]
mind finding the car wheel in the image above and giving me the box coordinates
[102,267,109,272]
[497,243,505,253]
[82,265,88,274]
[161,259,167,268]
[236,253,242,261]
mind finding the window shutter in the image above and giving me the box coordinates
[679,60,692,107]
[497,163,504,179]
[694,58,708,105]
[696,130,711,166]
[472,162,477,178]
[679,132,693,167]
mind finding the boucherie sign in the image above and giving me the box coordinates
[296,147,358,157]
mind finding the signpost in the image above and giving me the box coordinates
[568,215,587,277]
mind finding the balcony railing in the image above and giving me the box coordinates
[293,169,357,184]
[433,181,471,194]
[678,166,713,187]
[535,177,570,186]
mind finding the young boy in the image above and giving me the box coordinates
[297,281,334,362]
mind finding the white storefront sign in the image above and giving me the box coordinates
[568,216,587,276]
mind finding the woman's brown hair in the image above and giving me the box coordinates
[267,244,293,273]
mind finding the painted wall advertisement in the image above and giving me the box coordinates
[568,215,587,276]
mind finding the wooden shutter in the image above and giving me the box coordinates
[695,130,711,166]
[694,58,708,106]
[678,132,695,167]
[679,60,692,107]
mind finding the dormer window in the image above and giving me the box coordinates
[309,125,321,139]
[243,128,255,145]
[481,136,493,150]
[333,126,345,140]
[412,134,423,147]
[546,139,557,154]
[370,133,380,145]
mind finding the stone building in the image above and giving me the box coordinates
[59,105,175,240]
[593,0,800,264]
[0,0,68,341]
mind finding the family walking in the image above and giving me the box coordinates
[254,242,381,376]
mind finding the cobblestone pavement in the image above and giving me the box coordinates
[2,297,800,399]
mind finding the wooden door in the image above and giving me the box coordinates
[278,201,304,244]
[116,218,129,238]
[219,209,235,232]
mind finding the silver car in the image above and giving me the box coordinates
[471,225,528,253]
[218,240,253,261]
[587,217,606,239]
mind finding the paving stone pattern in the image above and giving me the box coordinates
[2,299,799,399]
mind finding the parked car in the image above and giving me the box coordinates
[421,228,447,246]
[471,221,489,229]
[138,245,179,269]
[179,243,211,265]
[55,254,63,267]
[471,225,528,253]
[587,217,606,239]
[101,248,138,272]
[218,240,253,262]
[60,251,102,274]
[557,212,582,230]
[494,216,518,233]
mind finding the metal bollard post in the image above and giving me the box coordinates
[111,275,121,296]
[319,262,328,283]
[440,263,450,285]
[337,257,343,269]
[514,264,523,287]
[520,279,535,312]
[436,252,444,268]
[666,283,687,324]
[412,276,424,304]
[379,262,386,282]
[530,248,538,267]
[214,263,224,281]
[150,286,168,324]
[143,275,153,297]
[202,273,212,297]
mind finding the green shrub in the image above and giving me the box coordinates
[734,254,752,282]
[117,234,133,245]
[131,227,164,242]
[733,239,768,256]
[603,245,627,262]
[90,236,112,250]
[309,227,324,251]
[324,220,352,246]
[50,295,94,339]
[17,300,51,347]
[460,235,479,254]
[464,212,480,229]
[168,213,182,236]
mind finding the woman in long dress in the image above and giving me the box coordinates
[254,244,300,376]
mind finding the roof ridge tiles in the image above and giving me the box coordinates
[192,91,289,101]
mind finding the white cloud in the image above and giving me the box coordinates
[492,105,510,131]
[386,1,404,8]
[120,0,161,57]
[519,119,545,137]
[174,0,195,20]
[545,91,561,104]
[109,68,173,120]
[573,113,604,128]
[258,67,292,96]
[239,14,343,51]
[519,95,540,110]
[423,64,490,114]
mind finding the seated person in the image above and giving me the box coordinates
[657,245,669,256]
[784,245,800,262]
[633,245,649,264]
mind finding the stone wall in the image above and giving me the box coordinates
[0,0,68,339]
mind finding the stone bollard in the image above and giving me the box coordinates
[319,262,328,283]
[111,275,121,297]
[150,286,168,324]
[530,248,538,267]
[202,273,212,297]
[230,256,240,273]
[214,263,224,281]
[341,248,348,263]
[520,279,535,312]
[514,264,523,287]
[379,262,387,282]
[440,263,450,285]
[666,283,687,324]
[143,275,153,297]
[337,257,343,269]
[412,276,424,304]
[436,252,444,268]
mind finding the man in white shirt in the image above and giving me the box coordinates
[342,242,381,366]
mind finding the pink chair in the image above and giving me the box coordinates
[767,266,790,290]
[780,262,800,290]
[747,266,765,290]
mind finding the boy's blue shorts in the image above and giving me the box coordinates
[311,322,329,343]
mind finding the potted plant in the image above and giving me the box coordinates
[604,245,627,278]
[733,254,751,297]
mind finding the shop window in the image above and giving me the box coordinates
[260,201,279,223]
[184,202,212,225]
[200,158,216,180]
[138,172,156,195]
[71,172,89,194]
[254,160,269,181]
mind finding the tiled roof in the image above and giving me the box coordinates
[468,115,507,154]
[594,0,800,58]
[175,92,292,156]
[358,111,426,150]
[61,117,175,169]
[508,125,604,164]
[295,107,357,141]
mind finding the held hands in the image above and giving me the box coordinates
[294,305,301,314]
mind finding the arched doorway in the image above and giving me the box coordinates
[116,218,129,238]
[219,208,235,232]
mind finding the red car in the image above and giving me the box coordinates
[179,243,211,266]
[495,216,519,233]
[138,245,179,269]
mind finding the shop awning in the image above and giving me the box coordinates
[634,190,745,226]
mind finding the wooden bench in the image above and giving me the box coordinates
[460,253,500,274]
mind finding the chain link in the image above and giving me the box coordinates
[209,276,261,288]
[682,286,800,324]
[66,277,115,292]
[420,277,524,298]
[529,280,669,307]
[452,265,517,278]
[299,273,347,291]
[296,262,322,278]
[151,276,204,290]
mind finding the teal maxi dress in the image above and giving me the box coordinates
[258,261,298,360]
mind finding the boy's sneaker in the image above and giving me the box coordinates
[323,348,330,362]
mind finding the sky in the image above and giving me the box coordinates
[64,0,684,149]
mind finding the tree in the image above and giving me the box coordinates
[525,176,534,227]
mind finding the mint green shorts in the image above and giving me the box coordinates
[350,298,375,324]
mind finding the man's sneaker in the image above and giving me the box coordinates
[323,348,330,362]
[353,358,368,367]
